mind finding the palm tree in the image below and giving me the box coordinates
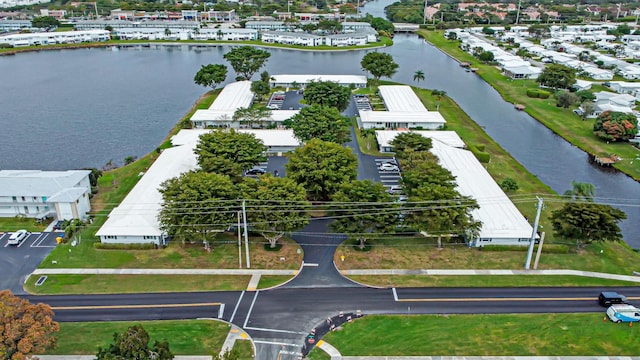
[413,70,425,85]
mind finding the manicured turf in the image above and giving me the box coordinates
[350,274,638,288]
[232,339,255,359]
[313,314,640,356]
[258,275,295,289]
[336,240,640,275]
[24,274,251,294]
[48,320,230,355]
[0,216,47,232]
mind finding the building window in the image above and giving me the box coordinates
[24,206,29,214]
[12,196,16,202]
[104,235,118,240]
[21,197,25,201]
[33,197,37,201]
[143,236,156,240]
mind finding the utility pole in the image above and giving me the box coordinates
[242,200,250,268]
[525,196,544,270]
[515,0,521,25]
[94,2,99,18]
[237,211,242,269]
[423,0,428,25]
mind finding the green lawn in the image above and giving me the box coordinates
[232,340,255,359]
[24,274,252,294]
[49,320,230,355]
[0,217,47,232]
[350,274,638,288]
[258,275,294,289]
[311,314,640,356]
[337,239,640,275]
[420,30,640,181]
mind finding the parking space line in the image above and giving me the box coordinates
[17,236,29,248]
[31,233,47,247]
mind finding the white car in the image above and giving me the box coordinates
[379,163,400,172]
[7,229,28,245]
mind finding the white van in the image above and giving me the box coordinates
[606,304,640,323]
[7,229,28,245]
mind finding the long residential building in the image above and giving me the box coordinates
[0,30,109,47]
[0,170,92,221]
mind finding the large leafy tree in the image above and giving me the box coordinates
[96,324,173,360]
[241,175,310,248]
[593,111,639,142]
[407,184,481,248]
[283,105,351,144]
[536,64,576,90]
[250,80,270,101]
[158,171,239,244]
[390,132,432,157]
[232,106,272,128]
[331,180,398,249]
[223,46,271,81]
[360,52,399,85]
[31,16,59,30]
[286,139,358,201]
[551,181,627,248]
[195,129,267,178]
[193,64,228,89]
[369,17,394,33]
[401,155,457,197]
[302,81,351,111]
[0,290,59,360]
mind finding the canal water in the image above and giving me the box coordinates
[0,4,638,247]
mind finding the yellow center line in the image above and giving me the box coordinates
[397,296,640,302]
[52,302,221,310]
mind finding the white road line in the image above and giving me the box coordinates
[17,237,28,248]
[253,340,300,346]
[392,287,398,301]
[243,291,259,328]
[218,304,225,319]
[302,262,319,267]
[245,326,306,335]
[229,290,244,323]
[31,233,47,247]
[380,175,401,178]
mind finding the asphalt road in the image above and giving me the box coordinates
[0,231,61,294]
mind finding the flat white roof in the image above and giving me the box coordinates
[0,170,90,197]
[209,81,254,111]
[97,129,300,238]
[270,74,367,85]
[375,130,466,149]
[171,129,300,148]
[96,143,198,237]
[191,109,299,122]
[378,85,428,112]
[359,111,446,125]
[429,141,533,240]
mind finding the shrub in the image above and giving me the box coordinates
[526,89,551,99]
[469,145,490,163]
[481,244,571,253]
[500,177,519,192]
[538,90,551,99]
[94,242,158,250]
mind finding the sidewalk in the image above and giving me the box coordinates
[32,268,297,275]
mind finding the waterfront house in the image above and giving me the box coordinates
[0,170,91,221]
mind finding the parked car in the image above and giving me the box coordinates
[245,168,266,176]
[598,291,628,307]
[7,229,29,245]
[606,304,640,323]
[53,220,66,231]
[387,185,403,195]
[379,163,400,172]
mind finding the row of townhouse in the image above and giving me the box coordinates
[74,20,200,30]
[0,29,109,46]
[261,27,377,47]
[114,28,258,41]
[0,19,32,32]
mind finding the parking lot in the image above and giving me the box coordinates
[354,94,372,111]
[243,156,287,179]
[0,230,62,293]
[375,158,404,196]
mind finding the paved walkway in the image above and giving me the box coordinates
[219,324,252,356]
[32,268,297,275]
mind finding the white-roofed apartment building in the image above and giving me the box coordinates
[356,85,446,130]
[0,170,92,221]
[375,131,534,247]
[95,129,300,245]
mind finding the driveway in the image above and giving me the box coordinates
[0,231,61,294]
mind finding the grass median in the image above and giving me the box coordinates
[419,29,640,181]
[24,274,252,294]
[48,320,230,355]
[309,314,640,357]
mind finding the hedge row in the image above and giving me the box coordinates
[94,242,158,250]
[481,244,572,254]
[526,89,551,99]
[469,144,491,163]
